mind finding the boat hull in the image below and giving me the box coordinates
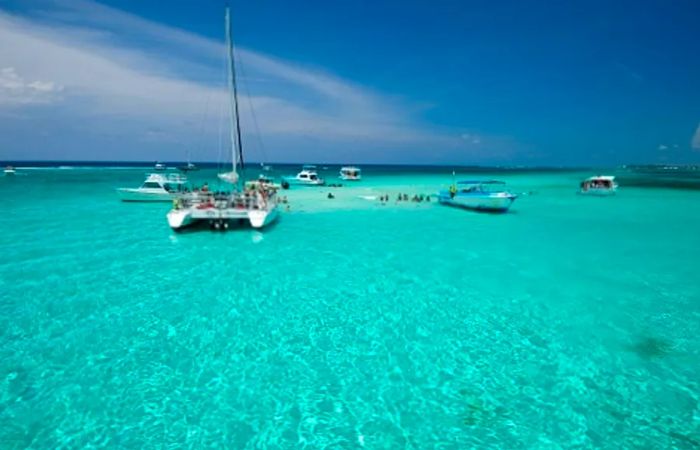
[282,177,325,186]
[167,205,278,231]
[117,188,175,202]
[579,188,617,196]
[438,191,516,212]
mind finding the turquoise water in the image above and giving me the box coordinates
[1,166,699,448]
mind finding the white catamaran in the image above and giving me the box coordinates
[167,7,278,231]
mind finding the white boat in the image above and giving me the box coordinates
[339,166,361,181]
[167,7,278,231]
[154,163,166,171]
[579,175,617,195]
[438,180,517,212]
[4,166,16,176]
[117,173,187,202]
[282,165,325,187]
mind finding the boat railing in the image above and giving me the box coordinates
[174,191,276,211]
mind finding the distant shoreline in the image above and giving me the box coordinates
[3,160,697,171]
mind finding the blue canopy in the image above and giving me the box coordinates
[457,180,506,185]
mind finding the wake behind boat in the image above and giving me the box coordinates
[117,173,187,202]
[438,180,517,212]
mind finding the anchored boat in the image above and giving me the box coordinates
[438,180,517,212]
[339,166,362,181]
[579,175,617,196]
[167,6,278,231]
[117,173,187,202]
[282,165,325,187]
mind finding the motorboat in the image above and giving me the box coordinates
[166,6,278,231]
[282,165,325,187]
[117,173,187,202]
[579,175,617,195]
[4,166,16,176]
[154,162,166,171]
[339,166,361,181]
[438,180,517,212]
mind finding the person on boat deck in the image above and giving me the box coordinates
[201,183,209,193]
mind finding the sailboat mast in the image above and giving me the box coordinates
[225,7,245,174]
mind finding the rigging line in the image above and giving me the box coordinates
[236,52,268,166]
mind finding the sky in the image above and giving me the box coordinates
[0,0,699,165]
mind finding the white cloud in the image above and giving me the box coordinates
[0,66,63,105]
[693,123,700,151]
[0,1,509,162]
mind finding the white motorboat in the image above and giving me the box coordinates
[154,162,166,171]
[339,166,361,181]
[579,175,618,195]
[167,7,278,231]
[4,166,16,176]
[438,180,517,212]
[282,165,325,187]
[117,173,187,202]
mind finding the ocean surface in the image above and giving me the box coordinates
[1,164,699,448]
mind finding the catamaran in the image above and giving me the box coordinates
[167,7,278,231]
[579,175,617,196]
[438,180,517,212]
[339,166,362,181]
[117,172,188,202]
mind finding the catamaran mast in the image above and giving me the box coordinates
[225,7,245,177]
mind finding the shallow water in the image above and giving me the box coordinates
[1,166,699,448]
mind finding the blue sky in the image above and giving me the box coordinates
[0,0,699,165]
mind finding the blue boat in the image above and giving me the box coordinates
[438,180,517,212]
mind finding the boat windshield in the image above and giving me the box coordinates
[457,181,506,193]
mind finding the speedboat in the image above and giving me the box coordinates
[117,173,187,202]
[154,162,166,171]
[4,166,16,176]
[438,180,517,212]
[579,175,617,195]
[282,165,325,187]
[339,166,361,181]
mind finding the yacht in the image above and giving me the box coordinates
[117,173,187,202]
[282,165,325,187]
[438,180,517,212]
[339,166,362,181]
[4,166,16,176]
[579,175,617,195]
[166,7,278,231]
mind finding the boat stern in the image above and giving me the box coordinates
[167,208,194,230]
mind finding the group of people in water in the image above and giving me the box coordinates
[379,193,431,204]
